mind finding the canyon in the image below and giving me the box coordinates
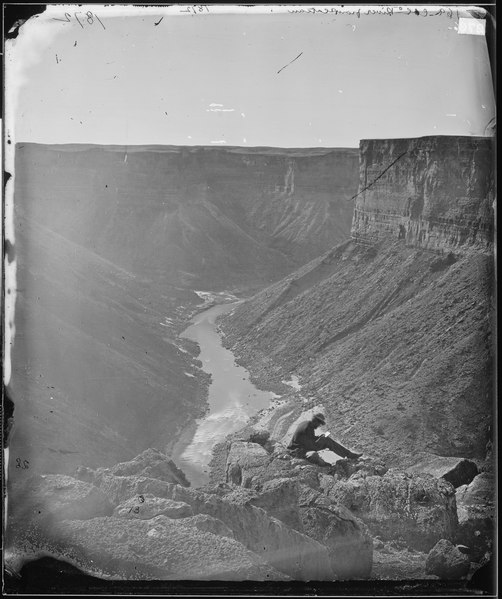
[5,135,495,587]
[9,143,358,475]
[219,136,495,463]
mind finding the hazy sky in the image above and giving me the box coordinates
[6,4,495,147]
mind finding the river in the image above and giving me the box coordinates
[174,301,278,487]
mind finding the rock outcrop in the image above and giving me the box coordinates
[425,539,471,580]
[113,495,193,520]
[92,448,191,487]
[8,453,333,580]
[7,437,495,584]
[402,452,478,488]
[219,476,374,580]
[351,136,494,253]
[73,449,352,580]
[48,515,284,580]
[455,472,495,560]
[320,469,458,552]
[162,483,336,580]
[225,441,272,488]
[7,474,113,529]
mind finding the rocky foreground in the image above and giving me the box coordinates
[6,434,494,583]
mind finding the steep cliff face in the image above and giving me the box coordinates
[220,135,495,463]
[351,136,494,252]
[14,144,358,289]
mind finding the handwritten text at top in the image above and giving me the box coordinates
[287,6,459,19]
[52,11,106,29]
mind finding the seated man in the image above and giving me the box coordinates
[288,412,362,467]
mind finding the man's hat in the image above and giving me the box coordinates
[312,412,326,425]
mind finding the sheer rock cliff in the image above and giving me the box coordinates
[351,136,494,252]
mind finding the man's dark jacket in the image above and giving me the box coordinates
[288,420,319,456]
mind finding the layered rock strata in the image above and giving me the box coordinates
[351,136,494,253]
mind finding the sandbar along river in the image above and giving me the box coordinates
[175,301,278,487]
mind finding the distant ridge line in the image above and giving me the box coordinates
[15,142,360,156]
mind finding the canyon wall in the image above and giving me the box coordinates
[351,136,494,253]
[220,135,495,462]
[14,144,358,290]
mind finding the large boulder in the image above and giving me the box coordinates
[165,484,335,580]
[322,469,458,551]
[45,515,286,580]
[404,453,478,488]
[217,477,373,579]
[425,539,471,579]
[323,456,388,481]
[73,449,192,508]
[225,441,272,487]
[74,471,178,507]
[246,477,303,530]
[455,472,494,560]
[94,448,190,487]
[185,514,235,539]
[224,443,375,578]
[372,542,431,580]
[297,485,373,580]
[225,441,321,490]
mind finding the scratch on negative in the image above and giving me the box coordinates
[277,52,303,74]
[348,150,408,201]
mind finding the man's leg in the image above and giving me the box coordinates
[315,436,362,459]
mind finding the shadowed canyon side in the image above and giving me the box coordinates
[10,215,206,474]
[219,135,495,464]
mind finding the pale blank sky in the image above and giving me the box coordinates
[6,5,495,147]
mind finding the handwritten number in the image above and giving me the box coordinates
[95,14,106,29]
[74,12,84,28]
[181,5,209,15]
[53,12,71,22]
[127,496,144,513]
[53,11,105,29]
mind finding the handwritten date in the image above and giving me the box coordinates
[180,5,209,15]
[53,11,106,30]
